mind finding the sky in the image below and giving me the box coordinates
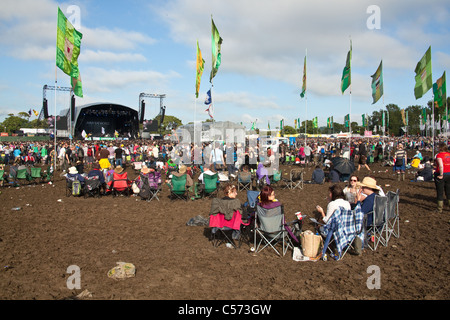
[0,0,449,130]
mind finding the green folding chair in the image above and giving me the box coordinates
[30,167,42,184]
[0,169,4,187]
[202,173,219,198]
[16,168,30,185]
[170,174,188,201]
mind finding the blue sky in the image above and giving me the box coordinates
[0,0,449,130]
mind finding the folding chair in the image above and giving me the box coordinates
[147,171,162,202]
[110,172,131,197]
[202,173,219,198]
[385,189,400,243]
[132,162,142,174]
[253,204,294,256]
[30,167,42,184]
[0,169,4,187]
[169,174,189,201]
[16,168,30,185]
[209,208,248,249]
[366,195,388,251]
[237,171,252,191]
[312,204,364,260]
[289,169,304,190]
[84,176,102,198]
[270,170,282,187]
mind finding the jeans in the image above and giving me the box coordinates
[435,174,450,201]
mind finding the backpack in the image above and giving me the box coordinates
[72,180,82,196]
[87,148,93,157]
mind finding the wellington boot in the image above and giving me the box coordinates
[397,174,401,181]
[401,173,405,181]
[437,200,444,213]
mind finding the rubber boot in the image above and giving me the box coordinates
[437,200,444,213]
[401,173,405,181]
[397,174,401,181]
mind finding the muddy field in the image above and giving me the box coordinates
[0,155,449,301]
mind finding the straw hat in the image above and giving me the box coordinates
[357,177,380,191]
[179,165,187,174]
[68,167,78,174]
[141,165,150,174]
[114,165,124,174]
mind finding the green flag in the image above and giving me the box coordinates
[341,40,352,94]
[56,7,83,97]
[345,114,350,128]
[300,55,306,98]
[414,46,432,99]
[362,114,366,127]
[422,108,427,124]
[313,117,318,129]
[433,71,446,107]
[371,60,383,104]
[195,41,205,98]
[210,17,223,83]
[268,121,270,130]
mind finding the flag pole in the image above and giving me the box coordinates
[304,48,307,148]
[54,66,57,172]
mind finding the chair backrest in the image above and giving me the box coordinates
[373,195,388,225]
[203,173,218,192]
[112,172,129,190]
[0,170,4,181]
[272,170,282,182]
[256,204,284,234]
[291,169,303,181]
[148,171,161,189]
[17,168,28,179]
[30,167,41,178]
[171,174,187,192]
[247,190,260,208]
[386,191,399,220]
[238,172,251,183]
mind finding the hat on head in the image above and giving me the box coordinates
[68,167,78,174]
[179,165,187,174]
[114,165,124,174]
[357,177,380,191]
[141,165,150,174]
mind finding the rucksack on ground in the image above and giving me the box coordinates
[72,180,82,196]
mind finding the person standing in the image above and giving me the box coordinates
[434,142,450,213]
[393,143,408,181]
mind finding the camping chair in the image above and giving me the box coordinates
[0,169,4,187]
[253,204,294,256]
[270,170,282,187]
[29,167,42,184]
[201,173,219,198]
[140,171,162,202]
[169,174,189,201]
[65,176,83,197]
[237,171,252,191]
[385,189,400,243]
[16,168,30,186]
[84,175,102,198]
[110,171,131,197]
[289,169,304,189]
[365,195,388,251]
[239,190,260,245]
[209,204,249,249]
[314,204,364,260]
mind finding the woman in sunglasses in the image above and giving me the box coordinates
[343,175,360,208]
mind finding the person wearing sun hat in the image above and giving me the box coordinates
[356,176,381,226]
[66,166,85,183]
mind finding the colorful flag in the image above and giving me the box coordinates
[362,114,366,127]
[371,60,383,104]
[414,46,432,99]
[344,114,350,128]
[280,119,284,131]
[195,41,205,98]
[422,108,427,125]
[56,7,83,97]
[341,40,352,94]
[268,121,270,130]
[28,109,32,116]
[33,109,39,116]
[300,55,306,98]
[204,89,213,119]
[210,17,223,83]
[433,71,446,108]
[313,117,318,129]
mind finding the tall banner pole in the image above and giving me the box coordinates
[54,66,57,172]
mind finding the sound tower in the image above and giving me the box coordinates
[71,95,75,121]
[140,100,145,123]
[43,98,49,118]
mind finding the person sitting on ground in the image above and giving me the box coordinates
[316,184,351,224]
[328,164,340,183]
[310,165,325,184]
[416,160,433,182]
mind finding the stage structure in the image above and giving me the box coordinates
[139,93,166,133]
